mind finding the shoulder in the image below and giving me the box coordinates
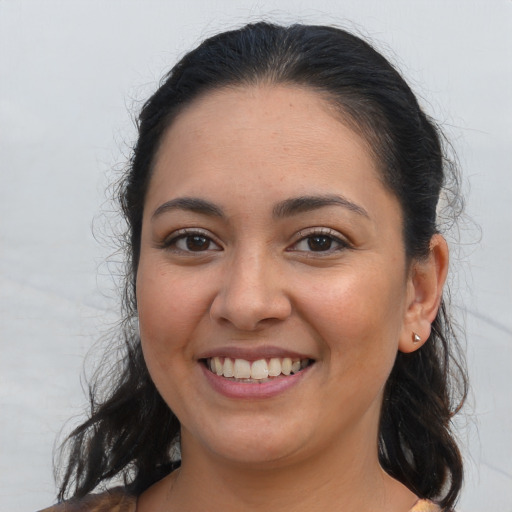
[36,487,136,512]
[409,499,442,512]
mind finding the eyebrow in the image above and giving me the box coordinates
[152,197,225,220]
[272,194,369,219]
[151,194,369,221]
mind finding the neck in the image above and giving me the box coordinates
[181,442,384,511]
[138,422,417,512]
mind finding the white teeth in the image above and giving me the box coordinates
[281,357,292,376]
[207,357,310,379]
[213,356,223,376]
[268,358,282,377]
[223,358,234,378]
[233,359,251,379]
[251,359,269,379]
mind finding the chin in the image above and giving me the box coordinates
[184,416,310,468]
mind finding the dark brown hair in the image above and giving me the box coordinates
[57,22,467,510]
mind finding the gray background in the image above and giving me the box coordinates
[1,1,511,510]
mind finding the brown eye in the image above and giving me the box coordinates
[164,230,222,253]
[185,235,211,251]
[307,235,333,251]
[290,229,350,254]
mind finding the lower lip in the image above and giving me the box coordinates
[200,363,311,399]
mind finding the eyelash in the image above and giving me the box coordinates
[160,227,350,255]
[289,228,351,254]
[161,229,222,253]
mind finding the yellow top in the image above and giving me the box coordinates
[38,488,441,512]
[410,499,441,511]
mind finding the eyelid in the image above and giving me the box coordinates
[288,227,352,252]
[160,227,223,252]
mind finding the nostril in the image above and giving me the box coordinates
[210,292,292,331]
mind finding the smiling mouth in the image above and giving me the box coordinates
[202,357,313,382]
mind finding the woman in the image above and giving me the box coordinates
[40,22,467,512]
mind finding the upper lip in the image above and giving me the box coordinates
[197,345,314,362]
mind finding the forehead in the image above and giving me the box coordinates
[145,84,403,244]
[151,84,382,191]
[165,84,369,148]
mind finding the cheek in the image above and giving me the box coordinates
[300,268,406,365]
[304,273,405,422]
[136,265,208,412]
[136,263,212,361]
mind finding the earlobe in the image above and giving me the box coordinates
[398,234,449,354]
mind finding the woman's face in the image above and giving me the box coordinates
[136,85,416,467]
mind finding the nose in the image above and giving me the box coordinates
[210,250,292,331]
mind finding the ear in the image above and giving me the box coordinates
[399,234,449,354]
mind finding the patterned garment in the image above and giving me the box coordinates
[38,487,441,511]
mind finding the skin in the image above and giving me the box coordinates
[135,85,448,511]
